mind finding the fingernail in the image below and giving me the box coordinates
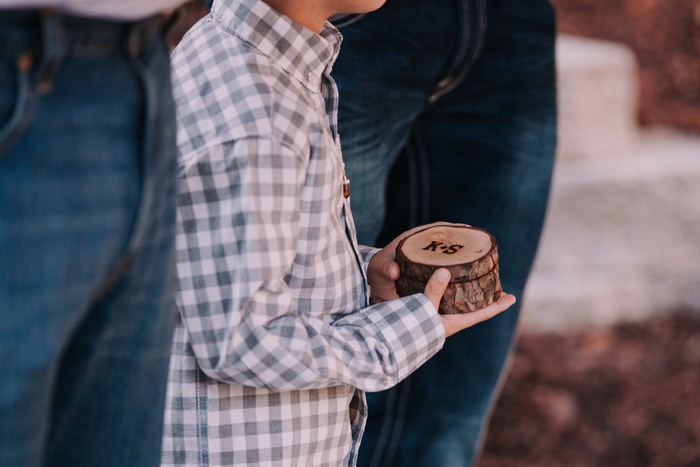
[435,269,449,282]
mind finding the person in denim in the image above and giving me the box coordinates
[331,0,557,465]
[0,6,182,466]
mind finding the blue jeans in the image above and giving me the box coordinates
[333,0,557,465]
[0,11,177,467]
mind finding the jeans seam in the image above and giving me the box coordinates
[0,57,35,159]
[96,34,165,296]
[405,129,431,228]
[34,10,67,94]
[471,331,520,465]
[406,140,420,229]
[414,129,431,226]
[428,0,487,104]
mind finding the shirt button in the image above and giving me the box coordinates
[309,74,321,87]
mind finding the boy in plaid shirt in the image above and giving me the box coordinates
[163,0,515,465]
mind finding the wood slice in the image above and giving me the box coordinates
[395,225,502,314]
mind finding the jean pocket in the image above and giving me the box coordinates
[0,54,36,159]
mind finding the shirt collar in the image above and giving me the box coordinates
[211,0,342,93]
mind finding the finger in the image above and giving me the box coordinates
[423,268,451,312]
[367,252,394,283]
[385,261,400,281]
[440,293,517,338]
[367,259,401,303]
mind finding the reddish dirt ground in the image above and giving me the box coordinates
[478,313,700,467]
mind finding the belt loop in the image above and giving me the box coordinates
[161,8,182,44]
[124,21,144,59]
[36,8,66,95]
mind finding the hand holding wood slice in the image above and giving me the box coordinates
[395,225,502,314]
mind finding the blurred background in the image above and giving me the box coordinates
[172,1,700,465]
[478,0,700,466]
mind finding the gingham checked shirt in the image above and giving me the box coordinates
[162,1,446,465]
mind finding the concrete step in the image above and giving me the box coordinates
[521,129,700,332]
[519,35,700,332]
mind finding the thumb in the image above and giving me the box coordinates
[423,268,451,312]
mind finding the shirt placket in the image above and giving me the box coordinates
[312,83,370,307]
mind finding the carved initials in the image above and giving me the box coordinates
[423,241,443,252]
[444,244,463,254]
[422,242,464,254]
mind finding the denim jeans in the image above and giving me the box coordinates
[0,11,177,467]
[333,0,557,465]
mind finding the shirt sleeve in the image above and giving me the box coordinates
[358,245,380,270]
[175,137,445,392]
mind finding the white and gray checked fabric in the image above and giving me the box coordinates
[162,0,446,465]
